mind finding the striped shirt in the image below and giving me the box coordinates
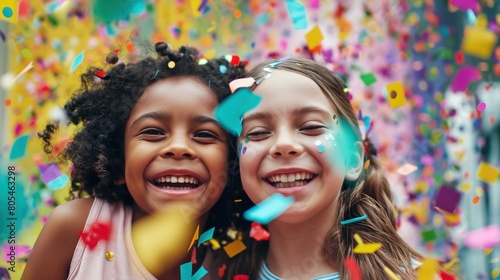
[258,259,421,280]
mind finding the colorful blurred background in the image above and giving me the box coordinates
[1,0,499,279]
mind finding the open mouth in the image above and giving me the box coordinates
[152,175,201,190]
[264,172,317,188]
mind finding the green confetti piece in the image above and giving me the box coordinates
[360,72,377,86]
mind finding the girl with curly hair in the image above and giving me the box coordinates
[22,42,245,280]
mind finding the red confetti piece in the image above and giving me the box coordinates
[218,264,226,278]
[439,271,456,280]
[80,222,112,249]
[233,274,249,280]
[249,222,270,241]
[344,256,361,280]
[230,55,240,65]
[95,70,106,78]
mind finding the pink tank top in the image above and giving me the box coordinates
[68,198,157,279]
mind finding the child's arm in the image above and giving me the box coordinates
[21,198,94,280]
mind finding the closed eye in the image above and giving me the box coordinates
[193,130,222,144]
[245,130,271,141]
[139,128,164,135]
[300,125,327,135]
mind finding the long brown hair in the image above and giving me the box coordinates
[225,58,425,279]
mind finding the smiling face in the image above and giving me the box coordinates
[124,76,229,221]
[239,70,350,223]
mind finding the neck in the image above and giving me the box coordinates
[265,204,339,279]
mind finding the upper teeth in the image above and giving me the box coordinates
[154,176,199,184]
[266,172,314,183]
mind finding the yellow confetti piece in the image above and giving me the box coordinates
[189,0,202,17]
[462,26,497,59]
[223,239,247,258]
[203,49,216,59]
[305,25,324,50]
[459,181,471,192]
[353,233,382,254]
[0,0,19,23]
[493,268,500,279]
[188,224,200,251]
[209,238,221,250]
[476,161,500,184]
[207,20,216,32]
[363,159,370,169]
[131,203,197,276]
[386,81,407,108]
[444,257,459,270]
[417,257,438,280]
[384,266,401,280]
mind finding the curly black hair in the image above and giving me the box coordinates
[38,42,246,233]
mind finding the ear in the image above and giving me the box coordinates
[345,141,364,181]
[114,177,126,186]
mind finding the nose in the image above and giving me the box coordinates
[160,134,197,159]
[269,129,304,158]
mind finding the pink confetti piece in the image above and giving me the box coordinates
[463,224,500,249]
[451,66,481,92]
[450,0,479,12]
[477,102,486,111]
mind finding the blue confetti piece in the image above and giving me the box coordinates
[9,134,30,161]
[180,262,208,280]
[198,227,214,247]
[214,88,261,136]
[285,0,308,30]
[466,9,476,24]
[243,193,294,225]
[47,174,69,190]
[219,65,227,74]
[45,1,60,14]
[70,51,85,73]
[340,214,368,225]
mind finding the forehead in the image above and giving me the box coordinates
[251,70,335,113]
[141,76,217,106]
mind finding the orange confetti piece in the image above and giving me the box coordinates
[223,240,247,258]
[472,196,480,204]
[4,99,11,106]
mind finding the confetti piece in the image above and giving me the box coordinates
[39,164,62,183]
[47,174,69,190]
[9,134,30,161]
[340,214,367,225]
[80,222,112,249]
[249,222,270,241]
[305,25,324,50]
[92,0,146,23]
[477,102,486,111]
[70,51,85,73]
[0,267,9,279]
[353,233,382,254]
[2,244,31,262]
[360,72,377,86]
[439,271,457,280]
[463,225,500,249]
[188,225,199,251]
[417,258,438,280]
[0,0,19,23]
[396,163,418,175]
[450,65,481,92]
[233,275,250,280]
[450,0,479,12]
[243,193,294,225]
[223,239,247,258]
[218,264,226,278]
[229,55,240,65]
[385,81,407,108]
[229,77,255,93]
[476,161,500,184]
[462,26,497,59]
[209,238,221,249]
[0,30,5,42]
[13,61,33,82]
[132,204,197,275]
[285,0,308,30]
[189,0,202,17]
[180,262,208,280]
[434,186,461,214]
[421,228,437,242]
[198,227,214,247]
[384,266,401,280]
[344,256,361,280]
[214,88,261,136]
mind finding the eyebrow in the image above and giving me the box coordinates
[131,112,221,127]
[242,106,333,124]
[131,112,170,127]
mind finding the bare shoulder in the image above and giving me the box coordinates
[21,198,95,280]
